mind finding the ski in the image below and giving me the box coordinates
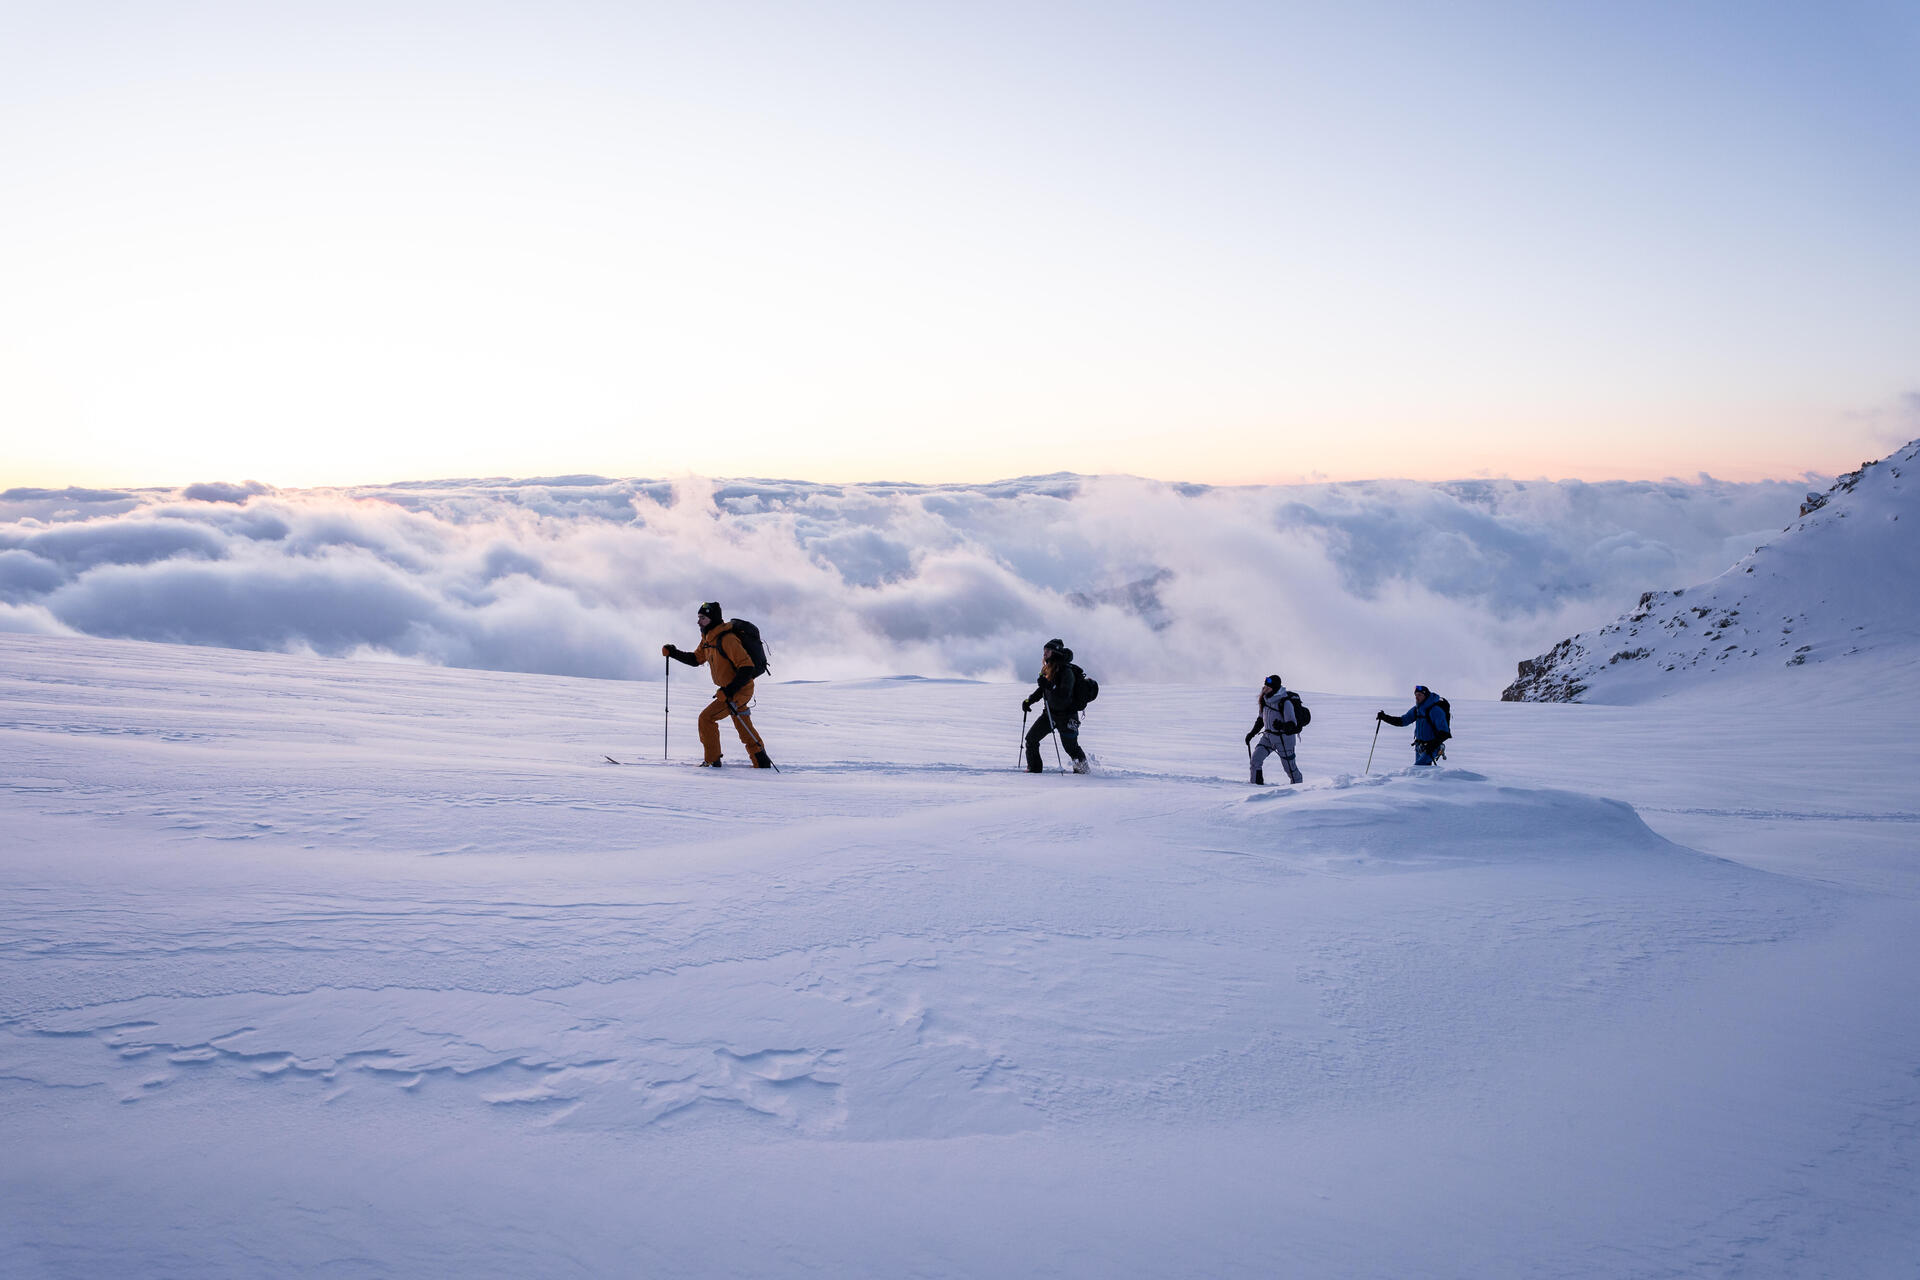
[602,757,776,770]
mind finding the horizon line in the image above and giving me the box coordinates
[1,460,1859,500]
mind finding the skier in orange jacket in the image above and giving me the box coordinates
[662,602,773,768]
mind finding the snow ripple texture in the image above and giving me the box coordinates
[3,633,1918,1278]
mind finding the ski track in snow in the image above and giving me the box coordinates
[2,633,1918,1278]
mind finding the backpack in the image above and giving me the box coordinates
[728,618,770,679]
[1424,695,1451,740]
[1069,663,1099,712]
[1261,688,1309,733]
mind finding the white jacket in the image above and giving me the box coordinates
[1258,686,1300,739]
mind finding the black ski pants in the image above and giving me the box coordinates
[1026,709,1085,772]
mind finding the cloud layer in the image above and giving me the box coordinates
[0,471,1815,696]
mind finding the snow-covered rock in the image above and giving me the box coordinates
[1502,439,1920,703]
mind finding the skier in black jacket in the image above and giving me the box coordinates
[1022,638,1090,774]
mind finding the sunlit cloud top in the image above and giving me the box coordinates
[0,470,1818,697]
[2,1,1916,489]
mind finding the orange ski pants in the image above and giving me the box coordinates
[697,681,762,763]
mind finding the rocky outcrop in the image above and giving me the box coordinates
[1501,640,1588,702]
[1502,440,1920,703]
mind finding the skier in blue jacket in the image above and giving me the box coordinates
[1376,685,1449,766]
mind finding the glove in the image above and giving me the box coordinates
[661,644,674,658]
[1244,727,1257,745]
[1022,696,1034,711]
[722,675,748,698]
[1376,710,1390,722]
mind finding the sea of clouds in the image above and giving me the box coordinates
[0,472,1817,697]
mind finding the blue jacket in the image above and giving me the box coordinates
[1385,695,1449,742]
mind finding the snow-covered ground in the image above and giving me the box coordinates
[4,632,1918,1277]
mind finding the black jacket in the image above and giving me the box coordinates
[1023,653,1079,722]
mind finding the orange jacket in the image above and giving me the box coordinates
[695,622,756,690]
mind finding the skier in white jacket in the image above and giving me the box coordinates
[1245,674,1304,785]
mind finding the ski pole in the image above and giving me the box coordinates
[1365,719,1380,774]
[1019,706,1029,769]
[663,654,671,760]
[1045,707,1065,772]
[727,699,759,750]
[727,699,780,771]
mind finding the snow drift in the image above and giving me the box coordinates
[4,631,1919,1276]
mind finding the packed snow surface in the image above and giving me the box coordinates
[3,633,1918,1277]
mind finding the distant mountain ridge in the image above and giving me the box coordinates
[1502,439,1920,703]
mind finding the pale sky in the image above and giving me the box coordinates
[2,0,1916,489]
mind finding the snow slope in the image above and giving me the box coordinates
[3,633,1918,1278]
[1503,438,1920,703]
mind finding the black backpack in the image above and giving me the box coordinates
[1264,690,1308,732]
[1069,663,1099,712]
[728,618,770,679]
[1423,695,1452,740]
